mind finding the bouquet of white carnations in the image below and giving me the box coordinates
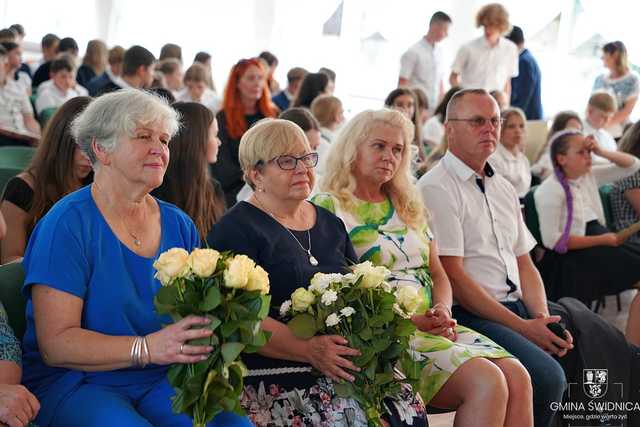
[153,248,271,427]
[279,261,424,427]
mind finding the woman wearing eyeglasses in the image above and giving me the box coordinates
[209,58,277,207]
[207,118,426,427]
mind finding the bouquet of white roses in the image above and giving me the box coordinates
[153,248,272,427]
[279,262,424,427]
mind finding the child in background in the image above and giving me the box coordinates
[35,56,88,117]
[583,92,618,156]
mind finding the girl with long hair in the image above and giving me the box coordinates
[209,57,276,207]
[76,39,108,88]
[1,96,93,263]
[534,129,640,342]
[152,102,225,240]
[292,72,329,109]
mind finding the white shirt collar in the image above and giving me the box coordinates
[442,150,495,182]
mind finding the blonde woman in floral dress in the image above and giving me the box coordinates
[314,109,533,427]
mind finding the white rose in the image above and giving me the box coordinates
[279,300,292,317]
[321,290,338,306]
[352,261,390,289]
[188,248,220,278]
[153,248,190,286]
[309,273,343,293]
[223,255,255,289]
[395,285,421,315]
[340,306,356,317]
[291,288,316,312]
[246,265,270,295]
[325,313,341,327]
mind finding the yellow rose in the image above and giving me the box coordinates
[188,248,220,278]
[153,248,190,286]
[395,285,420,315]
[223,255,255,289]
[352,261,390,289]
[246,265,270,295]
[291,287,315,312]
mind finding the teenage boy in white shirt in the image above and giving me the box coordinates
[35,57,88,116]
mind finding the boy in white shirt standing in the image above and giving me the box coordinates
[35,56,88,117]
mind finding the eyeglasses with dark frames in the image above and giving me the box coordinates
[448,116,505,128]
[257,152,319,170]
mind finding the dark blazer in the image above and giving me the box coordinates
[510,49,543,120]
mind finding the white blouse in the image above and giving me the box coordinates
[534,158,640,249]
[489,143,532,198]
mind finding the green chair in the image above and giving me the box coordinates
[38,107,57,128]
[0,262,27,340]
[0,145,35,170]
[522,186,542,246]
[599,184,616,230]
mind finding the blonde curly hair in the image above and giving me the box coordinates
[319,109,426,229]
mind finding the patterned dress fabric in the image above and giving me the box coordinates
[313,193,512,403]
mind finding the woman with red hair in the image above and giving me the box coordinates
[210,58,277,206]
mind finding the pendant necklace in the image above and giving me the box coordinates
[253,196,318,266]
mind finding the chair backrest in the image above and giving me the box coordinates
[0,145,35,170]
[599,184,615,230]
[523,185,543,246]
[524,120,549,164]
[0,262,26,340]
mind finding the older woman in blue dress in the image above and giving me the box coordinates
[313,109,533,427]
[20,89,250,427]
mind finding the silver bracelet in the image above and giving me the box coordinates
[131,336,143,367]
[141,336,150,368]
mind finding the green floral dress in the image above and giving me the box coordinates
[312,193,512,404]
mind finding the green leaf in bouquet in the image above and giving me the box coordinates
[241,295,262,317]
[200,287,221,311]
[353,347,375,367]
[169,312,184,322]
[344,287,362,303]
[394,319,416,337]
[156,285,180,305]
[287,313,318,339]
[171,388,186,414]
[167,364,187,387]
[230,302,250,318]
[183,287,201,308]
[372,337,391,352]
[202,369,218,396]
[221,320,240,338]
[382,342,403,360]
[369,314,387,328]
[258,295,271,319]
[221,342,245,364]
[364,359,378,380]
[228,363,244,395]
[358,326,373,341]
[333,381,355,398]
[374,372,394,386]
[237,320,257,334]
[351,315,366,333]
[220,396,238,412]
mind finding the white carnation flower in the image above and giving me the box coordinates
[321,290,338,306]
[279,300,292,317]
[309,273,343,293]
[325,313,341,327]
[340,307,356,317]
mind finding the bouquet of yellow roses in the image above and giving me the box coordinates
[153,248,271,427]
[279,262,424,427]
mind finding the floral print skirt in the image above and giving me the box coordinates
[240,376,426,427]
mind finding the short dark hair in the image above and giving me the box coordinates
[259,51,278,67]
[194,51,211,64]
[148,87,176,104]
[0,28,16,42]
[430,11,452,26]
[0,41,18,52]
[506,25,524,45]
[9,24,24,36]
[287,67,308,84]
[123,45,155,76]
[41,33,59,49]
[58,37,79,54]
[279,107,319,132]
[158,58,181,75]
[50,57,73,74]
[159,43,182,62]
[0,45,7,57]
[318,67,336,82]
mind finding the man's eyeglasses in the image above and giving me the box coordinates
[258,152,319,170]
[448,117,505,128]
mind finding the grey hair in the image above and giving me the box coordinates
[72,89,181,165]
[444,88,491,122]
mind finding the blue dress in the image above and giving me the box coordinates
[208,201,426,427]
[21,186,250,427]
